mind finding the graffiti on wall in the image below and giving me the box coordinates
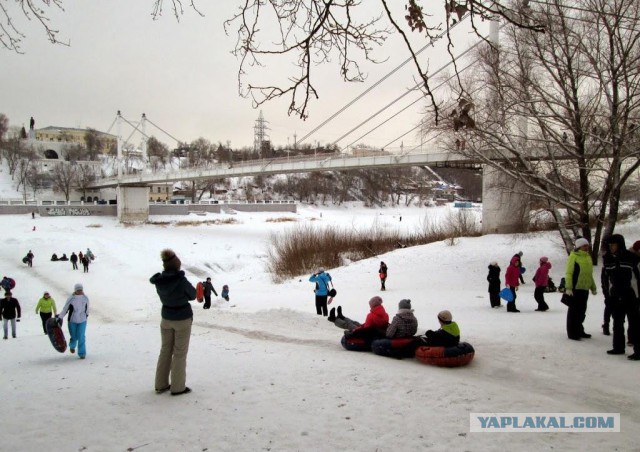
[46,207,91,216]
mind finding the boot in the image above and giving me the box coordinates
[327,308,336,322]
[607,349,625,355]
[628,353,640,361]
[602,323,610,336]
[337,306,344,319]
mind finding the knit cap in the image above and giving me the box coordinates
[161,249,181,271]
[369,296,383,308]
[438,310,452,323]
[74,283,83,292]
[540,256,549,263]
[575,238,590,249]
[398,299,412,310]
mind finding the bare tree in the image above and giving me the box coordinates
[1,136,28,176]
[147,136,170,170]
[0,113,8,143]
[427,0,640,258]
[63,143,87,162]
[84,128,103,160]
[51,161,77,201]
[75,163,98,200]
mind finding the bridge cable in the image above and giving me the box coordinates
[296,13,472,145]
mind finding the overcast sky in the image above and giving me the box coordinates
[0,1,482,151]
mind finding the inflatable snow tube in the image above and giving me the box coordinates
[415,342,475,367]
[341,334,372,352]
[371,337,419,358]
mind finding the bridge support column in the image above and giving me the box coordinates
[117,186,149,223]
[482,165,530,234]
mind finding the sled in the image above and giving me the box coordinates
[22,257,29,264]
[0,277,15,290]
[45,317,67,353]
[520,266,526,274]
[196,282,204,303]
[415,342,475,367]
[499,287,514,302]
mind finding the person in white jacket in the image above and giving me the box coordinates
[57,283,90,359]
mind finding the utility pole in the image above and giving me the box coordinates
[253,110,270,157]
[116,110,123,179]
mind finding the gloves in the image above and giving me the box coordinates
[591,288,597,295]
[16,318,20,322]
[566,289,573,296]
[56,316,63,327]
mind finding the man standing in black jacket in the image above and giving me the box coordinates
[602,234,640,360]
[1,291,22,339]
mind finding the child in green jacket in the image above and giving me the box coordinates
[35,291,57,334]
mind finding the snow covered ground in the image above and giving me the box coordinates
[1,191,639,450]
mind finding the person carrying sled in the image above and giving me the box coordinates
[26,250,34,267]
[1,291,21,339]
[57,283,89,359]
[420,310,460,347]
[386,299,418,338]
[35,291,57,334]
[309,268,332,317]
[601,234,640,360]
[150,249,196,396]
[505,255,522,312]
[70,252,78,270]
[532,257,551,311]
[565,238,597,341]
[487,261,501,308]
[329,296,389,341]
[379,261,388,291]
[202,277,218,309]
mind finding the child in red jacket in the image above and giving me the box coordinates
[329,296,389,341]
[505,255,522,312]
[533,257,552,311]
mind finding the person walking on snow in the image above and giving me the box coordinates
[26,250,34,267]
[379,261,388,291]
[533,257,552,311]
[35,291,57,334]
[150,249,196,396]
[57,283,89,358]
[1,291,21,339]
[505,255,522,312]
[513,251,525,284]
[70,252,78,270]
[309,268,332,317]
[202,277,218,309]
[565,238,597,341]
[487,261,502,308]
[81,254,90,273]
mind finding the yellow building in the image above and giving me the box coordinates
[149,183,173,202]
[36,126,116,154]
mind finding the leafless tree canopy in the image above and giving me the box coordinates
[425,0,640,256]
[2,1,544,121]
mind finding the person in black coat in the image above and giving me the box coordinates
[150,249,196,395]
[487,261,502,308]
[1,291,22,339]
[202,277,218,309]
[70,252,78,270]
[602,234,640,360]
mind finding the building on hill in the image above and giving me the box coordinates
[35,126,116,156]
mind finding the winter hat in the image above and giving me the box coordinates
[398,299,412,310]
[74,283,83,292]
[437,310,453,323]
[517,251,523,257]
[369,296,383,308]
[575,238,590,249]
[161,249,181,271]
[316,267,325,274]
[540,256,549,263]
[632,240,640,252]
[490,261,498,266]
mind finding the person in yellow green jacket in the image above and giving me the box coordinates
[565,238,597,341]
[420,310,460,347]
[35,291,57,334]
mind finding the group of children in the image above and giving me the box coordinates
[487,251,553,312]
[327,296,461,348]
